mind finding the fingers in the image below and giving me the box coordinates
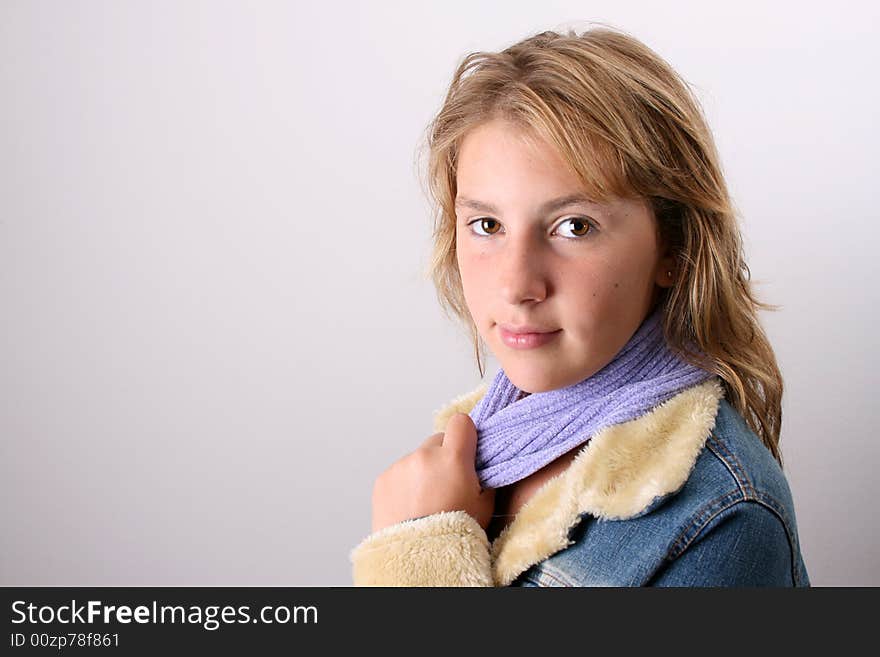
[441,412,478,462]
[420,432,444,449]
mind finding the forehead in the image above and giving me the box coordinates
[456,119,623,203]
[458,123,580,186]
[458,120,565,170]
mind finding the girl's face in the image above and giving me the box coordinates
[455,119,674,393]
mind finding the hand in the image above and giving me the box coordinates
[371,413,495,533]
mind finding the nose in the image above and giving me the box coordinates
[497,232,549,306]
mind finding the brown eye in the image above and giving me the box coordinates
[481,219,501,234]
[570,220,589,236]
[556,217,596,239]
[468,218,502,236]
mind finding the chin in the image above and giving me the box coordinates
[501,363,567,394]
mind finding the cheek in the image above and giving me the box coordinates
[562,261,634,311]
[573,261,656,324]
[456,246,486,313]
[564,259,615,294]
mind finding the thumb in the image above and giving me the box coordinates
[443,412,478,462]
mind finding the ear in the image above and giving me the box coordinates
[654,254,677,289]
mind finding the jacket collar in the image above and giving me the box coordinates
[432,376,725,586]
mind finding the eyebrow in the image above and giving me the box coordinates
[454,193,596,214]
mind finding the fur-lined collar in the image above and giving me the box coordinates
[432,377,725,586]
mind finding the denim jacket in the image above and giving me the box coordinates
[350,377,810,587]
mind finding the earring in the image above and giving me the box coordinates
[666,271,673,278]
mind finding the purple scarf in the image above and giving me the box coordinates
[468,305,717,489]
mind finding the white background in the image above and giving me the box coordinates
[2,0,877,585]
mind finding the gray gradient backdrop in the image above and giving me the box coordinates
[2,0,878,586]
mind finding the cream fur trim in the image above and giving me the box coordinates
[432,377,725,586]
[431,382,489,434]
[350,510,493,586]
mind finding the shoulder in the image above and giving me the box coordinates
[619,398,810,586]
[654,398,811,585]
[688,398,802,550]
[612,395,806,568]
[428,379,811,587]
[516,398,811,587]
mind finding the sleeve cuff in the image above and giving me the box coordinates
[349,510,494,587]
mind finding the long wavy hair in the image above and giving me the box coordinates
[416,25,786,467]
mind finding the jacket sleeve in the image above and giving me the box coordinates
[349,510,494,586]
[648,500,797,587]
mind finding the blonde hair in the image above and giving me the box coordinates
[417,26,786,467]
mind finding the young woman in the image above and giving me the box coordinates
[349,26,810,586]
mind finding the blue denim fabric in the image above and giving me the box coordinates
[508,398,810,587]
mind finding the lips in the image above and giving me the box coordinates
[497,324,562,349]
[498,322,559,335]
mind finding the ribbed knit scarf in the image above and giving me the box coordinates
[468,305,717,489]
